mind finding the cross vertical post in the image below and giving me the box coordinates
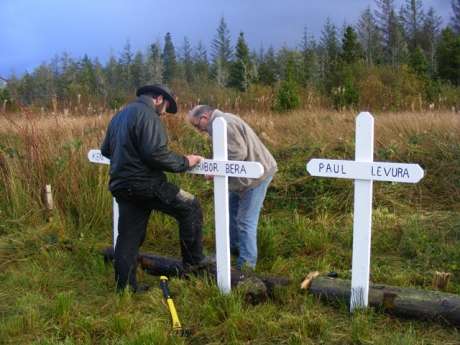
[350,112,374,311]
[212,117,231,294]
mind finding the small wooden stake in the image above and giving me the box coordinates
[432,271,452,291]
[43,184,54,222]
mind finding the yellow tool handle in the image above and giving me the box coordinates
[167,298,182,330]
[160,276,183,331]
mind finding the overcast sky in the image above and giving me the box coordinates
[0,0,453,77]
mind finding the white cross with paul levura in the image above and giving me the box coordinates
[307,112,424,311]
[88,117,264,294]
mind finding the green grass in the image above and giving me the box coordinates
[1,110,460,344]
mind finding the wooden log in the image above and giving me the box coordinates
[306,276,460,326]
[102,247,290,301]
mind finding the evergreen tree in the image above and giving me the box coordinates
[375,0,407,65]
[319,18,340,91]
[181,37,194,84]
[273,56,300,112]
[437,27,460,85]
[32,64,55,106]
[146,42,163,84]
[194,41,209,81]
[452,0,460,34]
[92,58,106,98]
[162,32,177,83]
[400,0,425,50]
[211,17,232,87]
[105,53,121,94]
[421,7,443,73]
[357,7,382,66]
[299,27,317,87]
[257,46,278,86]
[409,47,429,76]
[341,26,364,64]
[131,51,146,89]
[228,32,250,91]
[79,54,97,96]
[119,40,133,91]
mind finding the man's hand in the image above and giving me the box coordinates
[186,154,204,167]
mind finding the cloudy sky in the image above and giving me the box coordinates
[0,0,453,77]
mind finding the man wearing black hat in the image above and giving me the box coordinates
[101,84,206,293]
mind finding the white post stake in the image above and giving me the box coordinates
[306,112,424,311]
[211,117,231,293]
[350,112,374,310]
[87,150,117,249]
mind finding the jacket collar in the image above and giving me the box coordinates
[136,95,159,115]
[207,109,223,136]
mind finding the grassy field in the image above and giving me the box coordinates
[0,109,459,344]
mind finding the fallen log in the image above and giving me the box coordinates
[102,247,290,303]
[305,276,460,326]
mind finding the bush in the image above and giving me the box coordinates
[273,79,300,112]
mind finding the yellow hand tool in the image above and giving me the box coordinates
[159,276,190,336]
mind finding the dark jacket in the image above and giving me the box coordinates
[101,95,189,192]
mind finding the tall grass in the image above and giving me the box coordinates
[1,108,459,344]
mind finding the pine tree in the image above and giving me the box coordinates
[437,27,460,85]
[341,26,364,64]
[452,0,460,34]
[181,37,194,84]
[211,17,232,87]
[421,7,442,73]
[131,51,146,89]
[162,32,177,83]
[79,54,97,96]
[299,27,317,87]
[228,32,250,91]
[257,46,278,86]
[146,42,163,84]
[375,0,407,66]
[194,41,209,81]
[409,47,429,76]
[119,40,133,92]
[357,7,382,66]
[273,56,300,112]
[319,18,340,91]
[400,0,425,50]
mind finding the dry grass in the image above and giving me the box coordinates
[1,108,459,344]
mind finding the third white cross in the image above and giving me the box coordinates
[306,112,424,311]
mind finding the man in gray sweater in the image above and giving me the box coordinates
[187,105,277,270]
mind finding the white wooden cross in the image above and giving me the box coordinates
[306,112,424,311]
[88,117,264,294]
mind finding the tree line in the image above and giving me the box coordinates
[1,0,460,112]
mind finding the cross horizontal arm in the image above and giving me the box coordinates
[88,149,110,165]
[307,159,424,183]
[189,159,264,178]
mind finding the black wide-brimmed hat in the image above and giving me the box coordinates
[136,84,178,113]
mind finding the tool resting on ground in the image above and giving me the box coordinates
[160,276,190,336]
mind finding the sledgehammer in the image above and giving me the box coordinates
[159,276,191,336]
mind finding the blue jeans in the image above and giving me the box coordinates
[229,175,273,269]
